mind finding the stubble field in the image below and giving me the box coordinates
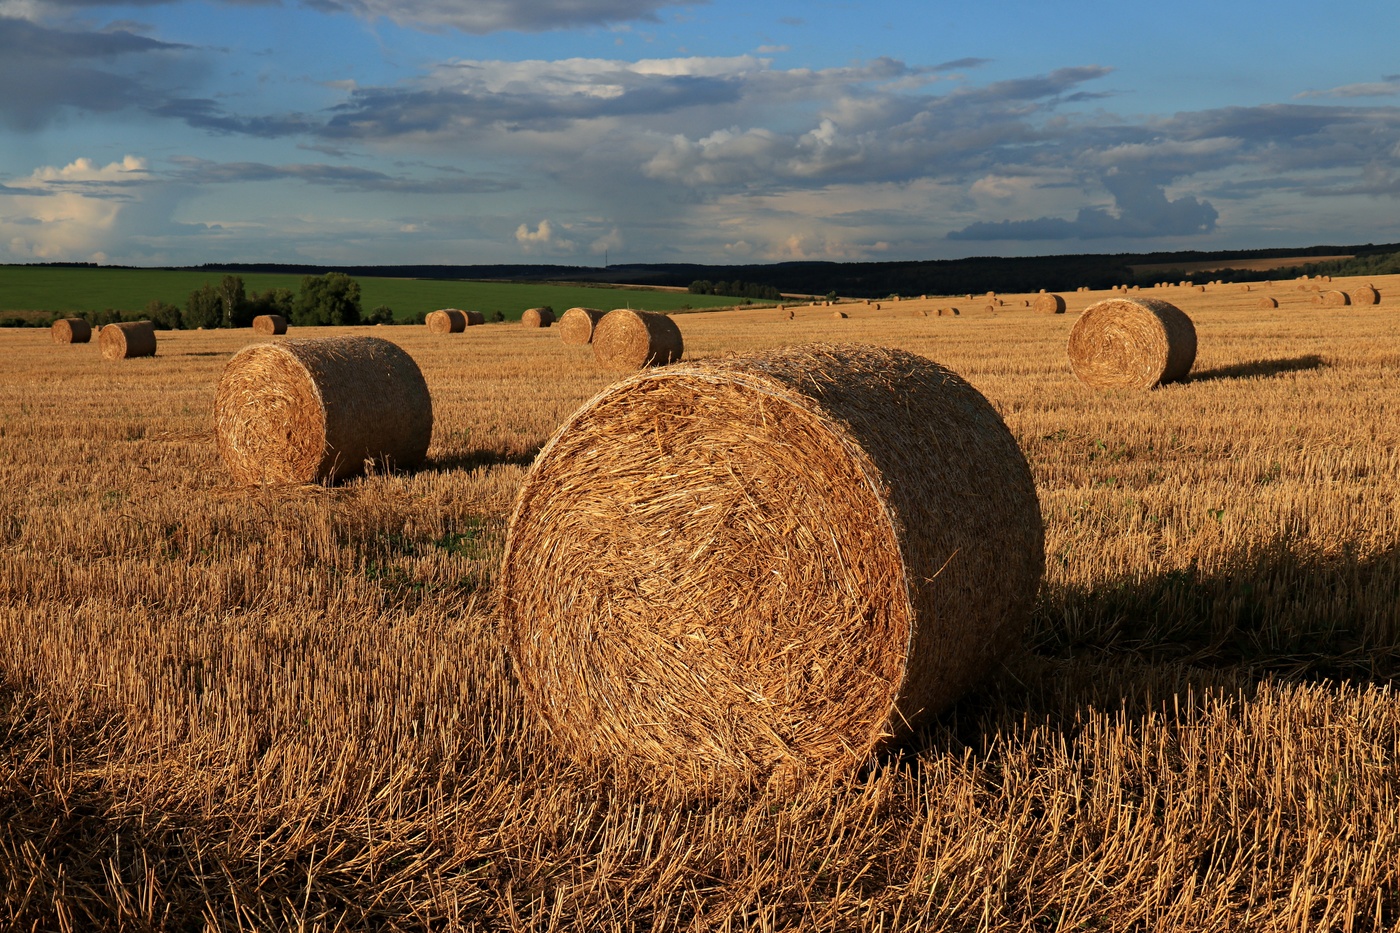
[2,276,1399,930]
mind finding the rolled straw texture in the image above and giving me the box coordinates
[1034,294,1066,314]
[592,309,683,372]
[1067,298,1196,389]
[51,318,91,344]
[251,314,288,335]
[1321,290,1350,307]
[499,343,1044,780]
[426,309,467,334]
[99,321,156,360]
[557,307,606,345]
[214,336,432,485]
[1350,285,1379,306]
[521,307,555,328]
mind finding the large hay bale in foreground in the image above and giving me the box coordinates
[1067,298,1196,389]
[1033,293,1067,314]
[557,307,606,345]
[592,309,683,371]
[1321,290,1350,307]
[251,314,288,335]
[99,321,156,360]
[214,336,432,485]
[426,309,467,334]
[499,344,1044,780]
[1350,285,1379,306]
[521,307,555,328]
[51,318,91,344]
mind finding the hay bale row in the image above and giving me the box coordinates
[99,321,156,360]
[252,314,288,335]
[1067,298,1196,390]
[214,336,432,485]
[498,343,1044,779]
[592,309,683,372]
[522,307,556,328]
[51,318,91,344]
[558,307,606,345]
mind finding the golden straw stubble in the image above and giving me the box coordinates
[499,343,1044,782]
[98,320,157,360]
[50,317,91,344]
[213,336,433,485]
[1067,298,1196,389]
[591,309,683,371]
[557,307,606,345]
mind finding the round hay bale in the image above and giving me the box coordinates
[872,302,881,310]
[832,310,848,319]
[51,317,91,344]
[426,309,467,334]
[521,307,556,328]
[499,343,1044,779]
[592,309,683,372]
[557,307,606,345]
[463,310,486,326]
[787,310,796,320]
[1240,284,1252,292]
[1193,285,1206,292]
[251,314,288,335]
[1067,298,1197,389]
[1321,290,1350,307]
[1350,285,1379,306]
[98,321,156,360]
[984,305,996,314]
[938,307,960,317]
[1033,293,1067,314]
[1256,296,1279,309]
[213,336,433,485]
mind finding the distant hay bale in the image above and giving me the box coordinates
[1257,296,1279,309]
[984,305,996,314]
[463,310,486,326]
[1193,285,1206,292]
[832,310,848,319]
[1067,298,1197,390]
[98,321,156,360]
[426,309,467,334]
[1241,284,1253,292]
[1033,293,1067,314]
[251,314,288,335]
[558,307,606,345]
[938,307,960,317]
[521,307,556,328]
[499,343,1044,780]
[592,309,684,372]
[1350,285,1379,306]
[872,302,881,310]
[51,318,91,344]
[214,335,432,486]
[787,310,796,320]
[1321,290,1351,307]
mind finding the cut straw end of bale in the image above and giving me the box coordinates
[213,335,432,486]
[499,343,1044,781]
[251,314,288,335]
[51,317,91,344]
[1350,285,1379,306]
[426,309,467,334]
[592,309,683,372]
[521,307,556,328]
[557,307,606,345]
[1067,298,1196,390]
[98,321,156,360]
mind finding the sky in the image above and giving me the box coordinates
[2,0,1399,268]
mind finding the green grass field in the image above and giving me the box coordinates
[0,266,753,322]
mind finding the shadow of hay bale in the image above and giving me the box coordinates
[1183,354,1325,383]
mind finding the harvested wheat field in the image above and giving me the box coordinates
[2,273,1400,929]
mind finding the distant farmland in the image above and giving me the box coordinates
[1127,254,1354,275]
[0,266,751,321]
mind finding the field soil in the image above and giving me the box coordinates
[2,274,1399,929]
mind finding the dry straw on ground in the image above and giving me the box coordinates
[98,321,156,360]
[1067,298,1197,390]
[592,309,684,371]
[557,307,606,345]
[1350,285,1379,306]
[1322,290,1351,307]
[50,317,91,344]
[1034,293,1067,314]
[521,307,556,328]
[425,309,467,334]
[499,343,1044,781]
[251,314,288,335]
[213,335,433,485]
